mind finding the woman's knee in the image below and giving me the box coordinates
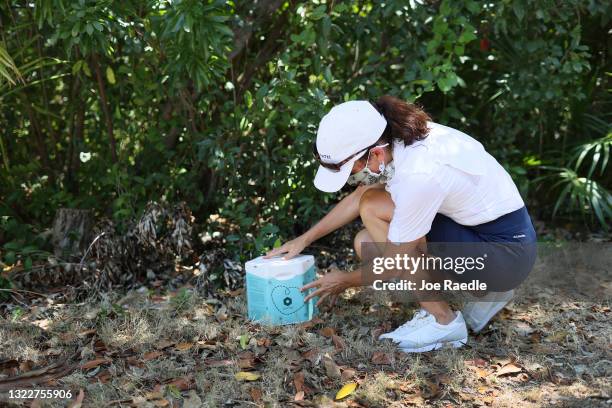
[353,229,372,260]
[353,228,386,261]
[358,188,393,220]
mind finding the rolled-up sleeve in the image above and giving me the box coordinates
[387,173,446,243]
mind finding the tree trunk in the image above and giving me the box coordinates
[51,208,93,258]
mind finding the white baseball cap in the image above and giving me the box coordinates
[313,100,387,192]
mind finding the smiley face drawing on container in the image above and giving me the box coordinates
[271,285,306,315]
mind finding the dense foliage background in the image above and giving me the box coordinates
[1,0,611,273]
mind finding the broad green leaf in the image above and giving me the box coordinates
[459,30,477,43]
[72,60,82,75]
[239,334,249,349]
[513,1,525,21]
[5,251,16,265]
[106,66,116,84]
[466,1,480,14]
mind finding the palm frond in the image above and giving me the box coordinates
[0,43,22,86]
[572,133,612,177]
[539,166,612,229]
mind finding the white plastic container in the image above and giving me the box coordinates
[245,255,318,325]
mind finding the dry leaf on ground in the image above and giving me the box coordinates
[95,369,111,383]
[155,340,175,350]
[335,382,357,400]
[464,358,488,367]
[175,342,193,351]
[143,351,163,361]
[465,359,490,378]
[341,368,356,382]
[294,371,305,393]
[332,335,346,351]
[403,393,425,405]
[547,330,569,343]
[145,391,164,400]
[203,359,233,367]
[320,327,336,337]
[257,338,272,347]
[68,389,85,408]
[512,321,535,336]
[496,363,523,377]
[77,329,97,338]
[323,353,341,378]
[165,376,194,391]
[238,351,256,369]
[235,371,261,381]
[81,359,111,370]
[371,351,392,365]
[249,387,263,403]
[302,348,321,365]
[299,317,324,329]
[421,379,441,400]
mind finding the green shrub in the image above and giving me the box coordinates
[0,0,610,267]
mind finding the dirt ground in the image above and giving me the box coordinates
[0,263,610,408]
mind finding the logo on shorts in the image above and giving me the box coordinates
[513,234,526,239]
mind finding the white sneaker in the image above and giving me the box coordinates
[462,290,514,333]
[378,309,430,341]
[381,310,468,353]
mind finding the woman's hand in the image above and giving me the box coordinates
[264,235,310,260]
[301,269,356,307]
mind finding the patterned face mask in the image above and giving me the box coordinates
[346,144,394,186]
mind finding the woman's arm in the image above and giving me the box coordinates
[266,183,384,259]
[302,238,423,306]
[303,183,384,244]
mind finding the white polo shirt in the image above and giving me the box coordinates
[385,122,525,243]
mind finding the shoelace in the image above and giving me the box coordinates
[396,309,430,330]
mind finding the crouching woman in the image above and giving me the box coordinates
[266,96,537,352]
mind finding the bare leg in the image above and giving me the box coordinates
[358,189,456,325]
[353,228,375,261]
[358,189,393,249]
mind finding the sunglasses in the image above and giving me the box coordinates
[313,142,378,172]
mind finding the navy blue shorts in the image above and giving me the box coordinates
[425,206,537,292]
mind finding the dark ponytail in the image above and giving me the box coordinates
[371,95,431,146]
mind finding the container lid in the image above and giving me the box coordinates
[246,254,314,268]
[245,254,315,280]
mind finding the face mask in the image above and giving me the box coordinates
[347,145,394,186]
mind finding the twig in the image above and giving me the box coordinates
[106,399,134,406]
[0,350,80,391]
[230,400,259,406]
[8,292,28,307]
[79,232,106,267]
[0,288,50,298]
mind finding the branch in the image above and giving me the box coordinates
[91,54,118,163]
[21,95,53,178]
[229,0,285,63]
[235,1,297,99]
